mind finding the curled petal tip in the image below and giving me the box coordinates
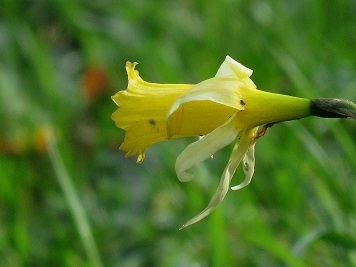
[179,224,186,230]
[230,185,243,190]
[178,172,194,182]
[136,155,144,163]
[178,207,214,230]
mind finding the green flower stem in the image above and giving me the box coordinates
[46,126,102,267]
[310,98,356,119]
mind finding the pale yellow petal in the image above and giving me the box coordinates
[111,62,193,162]
[166,77,251,137]
[180,128,255,229]
[215,56,253,79]
[166,57,259,138]
[231,129,257,190]
[175,114,239,182]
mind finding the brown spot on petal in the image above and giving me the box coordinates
[244,162,249,171]
[149,119,156,125]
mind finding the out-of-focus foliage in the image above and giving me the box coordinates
[0,0,355,266]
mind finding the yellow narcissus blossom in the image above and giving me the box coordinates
[111,56,356,229]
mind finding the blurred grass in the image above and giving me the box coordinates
[0,0,355,266]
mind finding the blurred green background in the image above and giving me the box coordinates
[1,0,356,266]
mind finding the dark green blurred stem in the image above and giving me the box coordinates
[310,98,356,119]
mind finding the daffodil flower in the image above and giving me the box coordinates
[111,56,356,229]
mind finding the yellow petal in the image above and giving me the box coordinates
[111,62,193,162]
[215,56,253,79]
[175,114,239,182]
[215,56,257,92]
[231,129,258,190]
[166,77,251,137]
[180,127,255,229]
